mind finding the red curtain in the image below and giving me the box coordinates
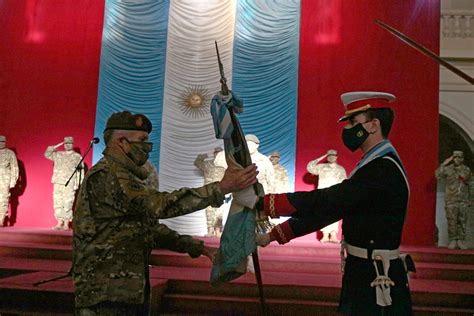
[0,0,105,227]
[1,0,440,245]
[296,0,440,245]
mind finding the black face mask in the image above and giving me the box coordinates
[342,123,369,152]
[125,139,153,166]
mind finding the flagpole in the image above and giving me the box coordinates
[252,250,268,315]
[212,41,268,314]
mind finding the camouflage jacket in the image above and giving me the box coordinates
[0,148,19,187]
[194,154,226,184]
[271,164,290,194]
[44,147,84,187]
[307,161,347,189]
[436,163,471,202]
[72,147,224,307]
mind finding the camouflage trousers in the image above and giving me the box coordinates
[76,301,148,316]
[0,184,10,222]
[53,183,76,222]
[445,201,469,240]
[206,205,224,234]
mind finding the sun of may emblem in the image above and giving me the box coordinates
[179,85,210,118]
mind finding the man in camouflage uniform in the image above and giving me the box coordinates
[194,147,226,236]
[268,151,290,194]
[73,111,257,315]
[436,150,471,249]
[0,135,19,226]
[45,136,84,230]
[307,149,347,242]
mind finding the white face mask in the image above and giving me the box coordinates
[0,142,5,149]
[247,141,258,155]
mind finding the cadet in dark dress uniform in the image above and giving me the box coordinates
[253,92,413,315]
[73,111,258,315]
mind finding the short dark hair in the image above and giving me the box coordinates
[363,108,394,138]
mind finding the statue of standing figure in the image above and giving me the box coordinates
[307,149,347,243]
[268,151,290,193]
[245,134,275,194]
[45,137,84,230]
[436,150,471,249]
[0,135,19,227]
[194,147,226,236]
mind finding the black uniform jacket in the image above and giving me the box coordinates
[264,152,412,315]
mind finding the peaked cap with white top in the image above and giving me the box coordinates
[339,91,396,122]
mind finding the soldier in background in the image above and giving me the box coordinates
[194,147,226,236]
[268,151,290,193]
[0,135,19,227]
[436,150,471,249]
[45,136,83,230]
[246,134,275,194]
[307,149,347,242]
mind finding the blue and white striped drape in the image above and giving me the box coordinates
[93,0,300,235]
[233,0,300,187]
[93,0,170,165]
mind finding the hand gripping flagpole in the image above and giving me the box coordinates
[210,41,268,315]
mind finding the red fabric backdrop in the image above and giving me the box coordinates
[0,1,105,227]
[296,0,440,245]
[1,1,439,245]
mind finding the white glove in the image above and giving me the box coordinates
[232,186,258,209]
[246,255,255,273]
[256,233,271,247]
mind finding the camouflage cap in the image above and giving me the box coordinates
[327,149,338,156]
[453,150,464,158]
[105,111,152,133]
[245,134,260,144]
[0,135,5,142]
[64,136,74,144]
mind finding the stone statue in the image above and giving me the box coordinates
[194,147,226,236]
[45,136,84,230]
[268,151,290,193]
[436,150,471,249]
[245,134,275,194]
[0,136,19,227]
[307,149,347,242]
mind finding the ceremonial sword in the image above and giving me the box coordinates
[375,19,474,85]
